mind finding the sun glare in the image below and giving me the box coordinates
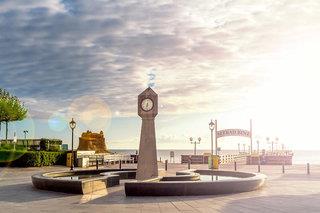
[248,38,320,149]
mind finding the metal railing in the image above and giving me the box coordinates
[220,153,248,164]
[77,153,135,167]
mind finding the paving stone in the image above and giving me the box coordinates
[1,164,320,212]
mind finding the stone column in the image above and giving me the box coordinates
[136,118,158,180]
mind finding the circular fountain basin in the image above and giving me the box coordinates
[32,169,136,194]
[32,169,266,196]
[124,169,267,196]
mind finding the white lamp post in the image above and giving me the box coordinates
[190,137,201,155]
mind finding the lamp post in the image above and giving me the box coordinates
[257,140,261,171]
[190,137,201,155]
[69,118,76,171]
[209,120,218,155]
[275,137,279,151]
[209,120,216,169]
[271,140,275,152]
[23,130,28,148]
[209,120,215,156]
[266,137,272,152]
[13,132,17,151]
[267,137,278,153]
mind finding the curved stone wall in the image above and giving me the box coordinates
[125,170,266,196]
[32,169,136,194]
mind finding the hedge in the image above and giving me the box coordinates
[39,138,62,151]
[0,150,67,167]
[0,144,27,151]
[0,138,62,151]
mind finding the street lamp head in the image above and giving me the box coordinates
[209,120,215,130]
[198,137,201,142]
[189,137,193,142]
[69,118,76,130]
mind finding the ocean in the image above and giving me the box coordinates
[110,149,320,165]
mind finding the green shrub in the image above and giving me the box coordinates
[0,143,13,150]
[0,150,27,163]
[0,144,27,151]
[15,145,27,150]
[29,145,39,151]
[48,145,60,152]
[0,150,67,167]
[39,138,62,151]
[39,139,47,151]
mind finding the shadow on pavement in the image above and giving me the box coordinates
[0,182,74,203]
[87,185,232,205]
[271,173,320,182]
[220,193,320,213]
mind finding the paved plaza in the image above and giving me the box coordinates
[1,163,320,213]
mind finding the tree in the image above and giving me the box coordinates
[0,89,10,140]
[0,89,28,141]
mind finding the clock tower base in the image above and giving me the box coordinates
[136,118,158,180]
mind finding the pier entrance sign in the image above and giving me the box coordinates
[215,120,253,154]
[217,129,251,138]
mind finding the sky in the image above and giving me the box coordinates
[1,0,320,150]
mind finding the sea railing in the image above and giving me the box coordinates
[104,154,134,165]
[181,153,249,165]
[76,152,134,167]
[264,150,293,156]
[220,153,248,164]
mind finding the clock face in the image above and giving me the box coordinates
[141,98,153,111]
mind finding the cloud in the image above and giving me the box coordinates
[1,0,320,120]
[0,0,66,14]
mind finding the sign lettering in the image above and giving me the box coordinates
[217,129,251,138]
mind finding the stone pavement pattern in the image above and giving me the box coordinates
[1,163,320,213]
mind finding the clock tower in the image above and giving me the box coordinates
[136,87,158,180]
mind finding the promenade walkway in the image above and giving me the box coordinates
[1,163,320,212]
